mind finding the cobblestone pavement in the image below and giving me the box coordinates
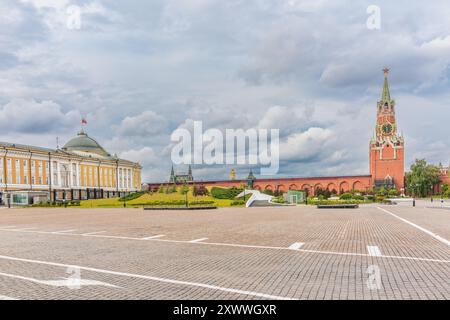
[0,204,448,300]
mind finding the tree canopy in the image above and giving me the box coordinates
[405,159,441,197]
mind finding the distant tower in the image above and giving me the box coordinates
[169,165,175,183]
[188,165,193,181]
[369,68,405,190]
[230,169,236,180]
[247,169,256,189]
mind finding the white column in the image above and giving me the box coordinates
[69,162,73,187]
[76,163,80,187]
[56,161,61,187]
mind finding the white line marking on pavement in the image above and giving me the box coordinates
[51,229,77,234]
[0,294,18,300]
[10,227,36,231]
[377,207,450,247]
[288,242,304,250]
[0,226,16,229]
[0,228,448,263]
[0,254,296,300]
[367,246,382,257]
[141,235,166,240]
[0,271,120,288]
[190,238,208,243]
[87,234,144,240]
[81,231,106,236]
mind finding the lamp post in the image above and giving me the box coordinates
[413,183,420,207]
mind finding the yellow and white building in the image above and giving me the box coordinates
[0,129,141,205]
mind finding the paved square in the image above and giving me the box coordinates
[0,203,448,300]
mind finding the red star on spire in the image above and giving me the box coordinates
[383,67,389,75]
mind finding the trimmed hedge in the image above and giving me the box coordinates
[135,200,186,206]
[189,200,215,206]
[30,200,81,207]
[119,191,145,202]
[310,199,372,205]
[339,193,353,200]
[211,187,243,199]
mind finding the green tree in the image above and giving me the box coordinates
[405,159,441,197]
[377,186,386,196]
[442,183,449,198]
[179,184,189,195]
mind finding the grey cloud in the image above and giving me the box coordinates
[117,111,168,137]
[0,99,80,134]
[0,0,449,182]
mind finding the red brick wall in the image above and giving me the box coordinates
[370,145,405,190]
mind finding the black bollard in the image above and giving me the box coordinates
[413,198,416,207]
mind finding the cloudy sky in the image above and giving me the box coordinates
[1,0,450,182]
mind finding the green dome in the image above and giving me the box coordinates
[62,130,109,157]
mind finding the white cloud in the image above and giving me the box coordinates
[117,111,168,137]
[1,0,450,182]
[279,127,334,162]
[0,99,79,134]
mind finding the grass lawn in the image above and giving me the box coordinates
[80,191,246,208]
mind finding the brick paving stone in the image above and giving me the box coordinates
[0,205,448,300]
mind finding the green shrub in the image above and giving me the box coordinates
[119,191,145,202]
[136,200,187,206]
[230,200,245,206]
[262,189,274,196]
[310,199,371,205]
[272,196,285,204]
[179,185,190,195]
[339,193,352,200]
[387,189,399,197]
[211,187,243,199]
[189,200,215,206]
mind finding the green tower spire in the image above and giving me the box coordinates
[381,67,391,103]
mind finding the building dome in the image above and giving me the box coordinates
[62,130,110,157]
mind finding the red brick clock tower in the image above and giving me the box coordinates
[369,68,405,191]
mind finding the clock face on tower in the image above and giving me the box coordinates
[382,123,393,135]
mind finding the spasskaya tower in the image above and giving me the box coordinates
[369,68,405,191]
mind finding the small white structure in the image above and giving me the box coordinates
[236,189,274,207]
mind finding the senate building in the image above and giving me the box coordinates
[0,129,141,205]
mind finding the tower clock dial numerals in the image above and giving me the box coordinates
[382,123,393,134]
